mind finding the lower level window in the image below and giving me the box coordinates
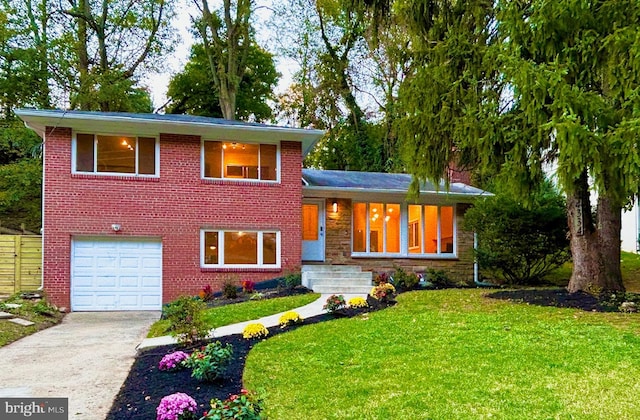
[202,230,280,267]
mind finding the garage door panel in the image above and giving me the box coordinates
[71,238,162,311]
[120,257,141,269]
[119,276,140,288]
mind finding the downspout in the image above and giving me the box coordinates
[473,232,497,287]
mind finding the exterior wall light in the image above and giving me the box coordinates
[332,201,338,213]
[111,224,121,232]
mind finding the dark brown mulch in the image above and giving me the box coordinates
[106,312,335,420]
[486,288,606,312]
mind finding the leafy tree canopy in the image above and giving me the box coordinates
[0,158,42,232]
[165,43,279,121]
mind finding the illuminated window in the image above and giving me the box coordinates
[203,141,278,181]
[352,203,401,254]
[353,203,455,256]
[409,205,455,254]
[201,230,280,267]
[75,134,157,175]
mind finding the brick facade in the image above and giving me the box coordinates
[320,198,475,283]
[43,127,303,308]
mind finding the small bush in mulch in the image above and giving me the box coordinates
[486,288,640,312]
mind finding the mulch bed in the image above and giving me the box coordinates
[107,312,336,420]
[486,288,606,312]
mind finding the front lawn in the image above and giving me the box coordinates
[244,289,640,419]
[147,293,320,338]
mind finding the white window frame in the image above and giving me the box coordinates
[200,229,281,268]
[71,132,159,177]
[201,140,281,183]
[351,202,457,258]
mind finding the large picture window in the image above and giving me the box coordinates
[74,134,157,175]
[203,141,278,181]
[202,230,280,267]
[352,202,401,254]
[353,202,455,256]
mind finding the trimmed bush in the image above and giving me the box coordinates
[162,296,208,344]
[463,181,570,285]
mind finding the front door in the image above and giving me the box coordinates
[302,199,325,261]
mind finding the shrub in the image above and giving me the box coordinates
[198,285,214,302]
[162,296,208,344]
[425,268,453,288]
[223,279,238,299]
[373,272,390,286]
[241,279,256,293]
[243,323,269,339]
[184,341,233,382]
[249,292,264,301]
[202,389,264,420]
[158,351,189,372]
[463,180,570,285]
[156,392,198,420]
[278,311,303,328]
[391,266,420,291]
[347,297,368,308]
[323,294,346,313]
[280,269,302,289]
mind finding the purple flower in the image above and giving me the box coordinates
[156,392,197,420]
[158,351,189,371]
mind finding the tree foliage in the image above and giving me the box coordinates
[271,0,408,171]
[359,0,640,293]
[192,0,253,120]
[464,182,570,285]
[0,158,42,232]
[166,43,279,121]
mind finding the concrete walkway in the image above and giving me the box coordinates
[138,293,366,350]
[0,311,159,420]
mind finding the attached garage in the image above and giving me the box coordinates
[71,237,162,311]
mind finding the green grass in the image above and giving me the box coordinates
[147,293,320,338]
[0,293,63,347]
[244,289,640,419]
[543,251,640,292]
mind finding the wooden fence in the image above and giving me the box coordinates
[0,235,42,295]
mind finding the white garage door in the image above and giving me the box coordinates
[71,238,162,311]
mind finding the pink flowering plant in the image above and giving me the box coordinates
[156,392,198,420]
[323,294,346,313]
[202,389,264,419]
[158,351,189,372]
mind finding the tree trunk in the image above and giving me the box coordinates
[566,172,625,293]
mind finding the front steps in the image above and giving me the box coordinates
[301,265,372,294]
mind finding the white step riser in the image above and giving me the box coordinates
[308,278,372,287]
[312,285,373,294]
[303,273,372,282]
[301,265,364,273]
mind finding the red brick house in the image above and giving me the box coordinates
[16,109,488,311]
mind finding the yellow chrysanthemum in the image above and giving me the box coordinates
[348,297,368,308]
[242,323,269,339]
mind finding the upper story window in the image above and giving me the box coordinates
[203,141,278,181]
[74,133,158,176]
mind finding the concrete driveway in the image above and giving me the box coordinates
[0,311,159,420]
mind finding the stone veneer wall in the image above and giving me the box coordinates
[323,198,475,283]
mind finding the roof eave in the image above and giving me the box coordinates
[302,185,491,203]
[15,109,324,156]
